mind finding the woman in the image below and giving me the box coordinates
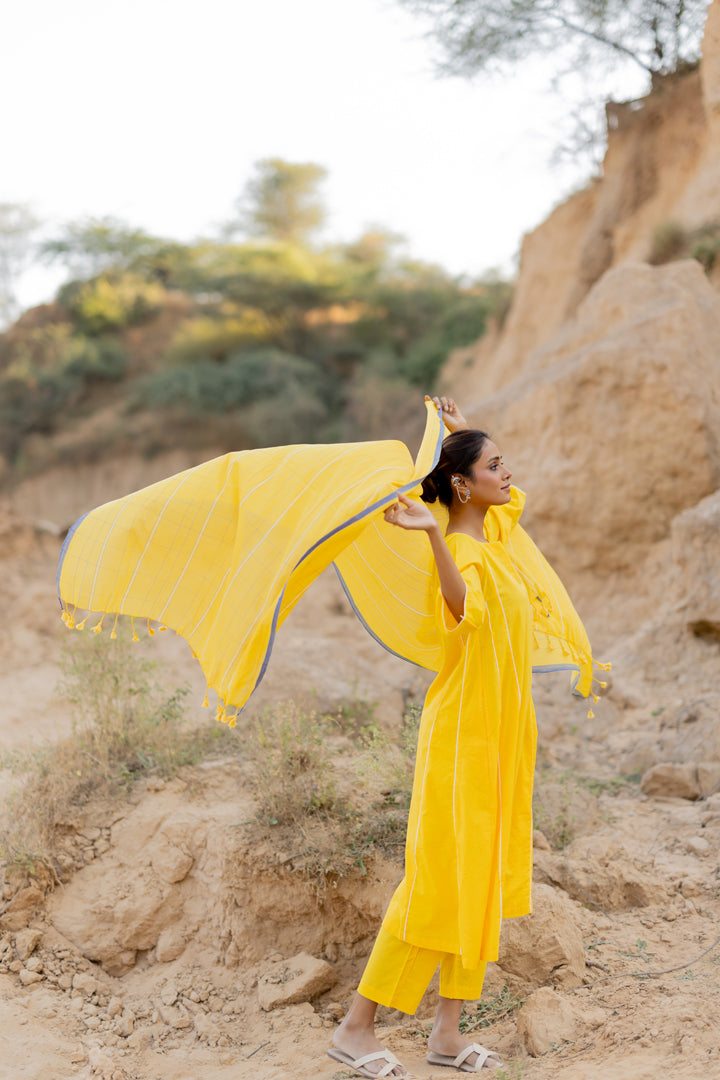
[57,394,599,1075]
[329,397,578,1077]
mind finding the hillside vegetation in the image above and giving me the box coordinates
[0,163,511,473]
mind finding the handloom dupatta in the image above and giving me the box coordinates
[57,399,605,722]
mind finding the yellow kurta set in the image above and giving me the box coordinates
[57,400,602,1013]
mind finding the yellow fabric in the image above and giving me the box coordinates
[334,485,597,696]
[381,528,539,969]
[57,399,600,723]
[358,927,487,1014]
[57,400,445,720]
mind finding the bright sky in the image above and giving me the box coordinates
[2,0,647,308]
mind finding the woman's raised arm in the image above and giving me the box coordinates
[384,494,466,623]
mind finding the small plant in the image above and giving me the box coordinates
[248,703,338,825]
[356,703,420,809]
[0,627,229,873]
[460,986,524,1033]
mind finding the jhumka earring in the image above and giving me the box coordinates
[452,477,471,504]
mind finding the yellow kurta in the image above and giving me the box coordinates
[383,530,537,970]
[57,399,604,970]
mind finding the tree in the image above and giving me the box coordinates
[397,0,708,80]
[233,159,328,244]
[41,216,166,279]
[0,203,40,327]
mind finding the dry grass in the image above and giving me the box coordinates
[0,628,236,876]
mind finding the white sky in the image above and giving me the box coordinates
[2,0,648,308]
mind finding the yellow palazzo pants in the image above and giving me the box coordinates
[357,927,487,1015]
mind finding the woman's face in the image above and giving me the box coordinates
[456,440,512,508]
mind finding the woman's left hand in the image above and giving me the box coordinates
[384,493,438,532]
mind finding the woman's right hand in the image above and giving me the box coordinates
[384,493,439,533]
[427,395,469,433]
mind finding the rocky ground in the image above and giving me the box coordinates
[1,507,719,1080]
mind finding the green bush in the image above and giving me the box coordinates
[166,310,273,364]
[58,272,164,335]
[60,335,128,381]
[136,348,324,415]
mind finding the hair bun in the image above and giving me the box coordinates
[421,475,439,503]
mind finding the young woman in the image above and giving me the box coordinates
[329,397,579,1077]
[57,394,598,1077]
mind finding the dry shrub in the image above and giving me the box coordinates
[248,703,338,826]
[245,700,420,888]
[0,628,235,873]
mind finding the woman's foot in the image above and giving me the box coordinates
[331,1017,408,1078]
[426,1032,502,1070]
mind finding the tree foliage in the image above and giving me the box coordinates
[0,203,40,327]
[0,161,513,462]
[233,158,328,243]
[398,0,708,79]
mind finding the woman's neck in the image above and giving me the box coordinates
[447,504,488,542]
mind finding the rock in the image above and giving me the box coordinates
[19,968,43,985]
[0,886,43,931]
[456,261,720,579]
[532,830,551,851]
[698,763,720,798]
[107,996,123,1017]
[102,950,136,977]
[498,884,585,988]
[72,971,98,996]
[533,836,667,910]
[150,844,194,884]
[113,1009,135,1037]
[158,1003,193,1029]
[672,488,720,638]
[160,983,179,1005]
[155,924,187,963]
[127,1029,152,1051]
[641,763,702,799]
[14,928,42,961]
[518,987,578,1056]
[257,952,337,1011]
[687,836,710,855]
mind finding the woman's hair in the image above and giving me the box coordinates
[421,429,489,507]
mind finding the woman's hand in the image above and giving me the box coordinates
[427,395,469,433]
[384,493,439,533]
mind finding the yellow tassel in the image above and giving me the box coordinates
[92,615,105,634]
[147,618,155,637]
[131,617,139,643]
[159,625,168,632]
[110,613,119,640]
[75,616,88,630]
[592,693,600,703]
[202,690,209,708]
[599,681,607,688]
[227,710,238,728]
[588,708,595,719]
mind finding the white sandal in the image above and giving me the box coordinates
[427,1042,503,1071]
[327,1046,410,1078]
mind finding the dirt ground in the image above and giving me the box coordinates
[1,510,719,1080]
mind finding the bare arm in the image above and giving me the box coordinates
[384,494,466,623]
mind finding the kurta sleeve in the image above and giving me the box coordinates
[437,561,486,634]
